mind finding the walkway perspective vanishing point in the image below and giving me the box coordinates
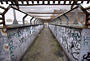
[21,26,68,61]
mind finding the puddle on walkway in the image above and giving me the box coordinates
[21,27,68,61]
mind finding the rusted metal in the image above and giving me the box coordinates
[51,5,90,28]
[0,5,36,28]
[27,12,63,14]
[30,16,56,17]
[51,5,79,21]
[80,5,90,27]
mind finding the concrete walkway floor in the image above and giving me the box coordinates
[21,26,68,61]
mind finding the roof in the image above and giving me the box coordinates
[0,0,90,5]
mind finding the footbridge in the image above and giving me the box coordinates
[0,0,90,61]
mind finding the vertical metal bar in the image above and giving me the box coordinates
[1,1,3,4]
[64,1,66,4]
[36,20,38,24]
[69,0,71,5]
[37,1,39,4]
[58,1,60,4]
[34,19,36,24]
[6,1,8,4]
[2,14,6,28]
[26,0,29,5]
[30,17,34,25]
[63,14,69,25]
[48,0,50,5]
[21,0,24,4]
[42,0,44,4]
[58,17,62,24]
[13,9,18,24]
[85,14,89,27]
[71,0,77,9]
[23,14,28,25]
[53,0,55,4]
[15,0,19,9]
[73,8,79,24]
[11,0,14,5]
[32,0,34,4]
[87,1,89,4]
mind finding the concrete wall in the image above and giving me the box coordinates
[49,25,90,61]
[0,25,43,61]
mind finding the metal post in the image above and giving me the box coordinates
[2,14,6,28]
[35,19,38,24]
[36,20,38,24]
[63,14,69,25]
[34,19,36,24]
[23,14,28,25]
[58,17,62,24]
[13,9,18,24]
[73,8,79,24]
[30,17,34,25]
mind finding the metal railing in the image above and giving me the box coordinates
[49,5,90,28]
[0,5,44,28]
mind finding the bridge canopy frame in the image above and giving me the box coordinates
[0,0,90,5]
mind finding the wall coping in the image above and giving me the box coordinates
[0,24,43,29]
[50,24,90,29]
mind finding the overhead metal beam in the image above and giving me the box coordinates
[27,12,63,14]
[13,0,19,9]
[0,6,6,9]
[0,0,89,1]
[0,0,89,5]
[28,14,58,17]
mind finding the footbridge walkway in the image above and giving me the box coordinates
[0,0,90,61]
